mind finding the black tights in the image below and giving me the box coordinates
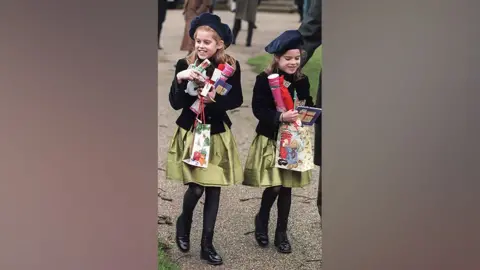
[180,183,221,234]
[258,186,292,232]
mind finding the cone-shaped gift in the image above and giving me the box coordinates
[196,59,211,72]
[221,63,234,78]
[268,74,286,112]
[268,74,281,88]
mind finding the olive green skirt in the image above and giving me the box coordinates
[243,134,311,188]
[166,124,243,187]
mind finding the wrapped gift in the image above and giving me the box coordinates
[183,98,211,168]
[275,121,314,172]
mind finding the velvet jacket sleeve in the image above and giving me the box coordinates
[295,75,314,107]
[169,59,197,110]
[297,75,321,124]
[207,60,243,112]
[251,73,282,126]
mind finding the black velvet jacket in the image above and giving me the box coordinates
[169,58,243,135]
[252,70,316,140]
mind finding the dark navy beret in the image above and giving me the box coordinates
[265,30,304,55]
[189,13,233,48]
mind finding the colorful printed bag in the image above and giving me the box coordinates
[274,120,315,172]
[183,98,211,168]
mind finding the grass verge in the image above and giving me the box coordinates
[246,46,322,100]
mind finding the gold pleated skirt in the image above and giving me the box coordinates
[166,125,243,187]
[243,134,311,188]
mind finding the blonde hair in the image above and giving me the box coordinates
[186,25,236,70]
[264,49,306,81]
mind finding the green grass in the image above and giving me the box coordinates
[246,46,322,100]
[158,240,179,270]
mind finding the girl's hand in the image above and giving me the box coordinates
[205,90,216,103]
[199,90,216,104]
[176,69,203,83]
[280,110,299,122]
[193,76,206,87]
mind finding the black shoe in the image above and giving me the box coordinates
[200,232,223,265]
[274,231,292,254]
[175,215,191,253]
[254,214,269,247]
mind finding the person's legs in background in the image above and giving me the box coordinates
[296,0,304,22]
[209,0,217,13]
[158,0,167,49]
[231,18,242,45]
[246,20,254,47]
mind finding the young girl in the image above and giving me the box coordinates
[167,13,244,265]
[243,30,314,254]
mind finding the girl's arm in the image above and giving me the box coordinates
[296,75,321,124]
[251,74,282,125]
[207,60,244,111]
[169,59,197,110]
[295,76,314,107]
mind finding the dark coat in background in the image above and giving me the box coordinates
[234,0,258,23]
[180,0,211,52]
[298,0,322,216]
[158,0,168,45]
[298,0,322,165]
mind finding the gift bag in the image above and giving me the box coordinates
[183,99,211,168]
[275,121,315,172]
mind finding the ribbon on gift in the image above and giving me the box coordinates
[278,75,294,111]
[191,97,206,149]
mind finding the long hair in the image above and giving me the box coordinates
[264,49,306,81]
[185,25,237,70]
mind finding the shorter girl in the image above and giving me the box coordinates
[167,13,244,265]
[243,30,315,254]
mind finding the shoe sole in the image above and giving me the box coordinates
[275,246,292,254]
[256,241,269,248]
[255,237,269,248]
[200,256,223,265]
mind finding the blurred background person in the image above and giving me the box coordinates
[303,0,310,24]
[295,0,304,22]
[181,0,212,54]
[209,0,216,13]
[231,0,258,47]
[158,0,168,50]
[298,0,322,217]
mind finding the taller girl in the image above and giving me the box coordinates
[243,30,315,254]
[166,13,244,266]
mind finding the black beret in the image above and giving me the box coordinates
[265,30,304,55]
[189,13,233,48]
